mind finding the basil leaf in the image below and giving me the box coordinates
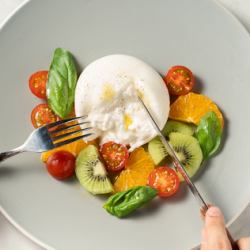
[195,111,222,160]
[103,186,157,218]
[47,48,77,118]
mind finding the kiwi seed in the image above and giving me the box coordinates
[169,132,203,179]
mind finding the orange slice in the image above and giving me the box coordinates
[169,92,224,127]
[41,139,97,162]
[113,147,155,192]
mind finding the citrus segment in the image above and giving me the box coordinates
[41,121,97,162]
[169,92,224,127]
[113,147,155,192]
[41,139,96,162]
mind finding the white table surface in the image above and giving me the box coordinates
[0,0,250,249]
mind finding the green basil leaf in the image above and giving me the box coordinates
[47,48,77,118]
[103,186,157,218]
[195,111,222,160]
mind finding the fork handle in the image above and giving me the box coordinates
[0,148,24,163]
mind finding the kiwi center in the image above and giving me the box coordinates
[93,160,107,177]
[174,146,193,167]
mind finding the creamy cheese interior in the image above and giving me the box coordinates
[75,54,170,151]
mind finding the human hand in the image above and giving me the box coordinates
[201,206,250,250]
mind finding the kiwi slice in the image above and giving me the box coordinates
[169,132,203,178]
[148,136,168,165]
[76,145,113,195]
[162,120,195,138]
[148,121,194,165]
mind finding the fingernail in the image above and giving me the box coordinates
[206,206,222,217]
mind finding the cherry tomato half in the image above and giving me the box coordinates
[31,103,59,128]
[100,141,129,172]
[46,151,76,180]
[148,166,180,197]
[164,66,195,96]
[29,71,48,99]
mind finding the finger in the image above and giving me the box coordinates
[237,237,250,250]
[201,229,208,250]
[204,206,232,250]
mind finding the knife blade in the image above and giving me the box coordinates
[138,96,239,250]
[138,96,209,210]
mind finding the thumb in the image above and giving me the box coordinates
[202,206,232,250]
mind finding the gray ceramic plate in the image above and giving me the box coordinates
[0,0,250,249]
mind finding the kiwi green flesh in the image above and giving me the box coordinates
[148,136,168,165]
[162,120,195,138]
[169,132,203,178]
[76,145,113,195]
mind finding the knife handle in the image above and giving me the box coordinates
[226,228,239,250]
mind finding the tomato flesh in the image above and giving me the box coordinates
[31,103,59,128]
[46,151,76,180]
[29,71,48,99]
[148,166,180,197]
[164,66,194,96]
[100,141,129,172]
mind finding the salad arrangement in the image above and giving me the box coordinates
[28,48,223,218]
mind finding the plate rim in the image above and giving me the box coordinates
[0,0,30,31]
[0,0,250,249]
[0,1,56,248]
[0,205,54,250]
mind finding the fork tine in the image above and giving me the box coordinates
[46,115,88,129]
[53,133,93,148]
[50,121,91,135]
[51,127,92,141]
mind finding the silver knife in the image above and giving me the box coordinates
[138,97,239,249]
[138,96,209,210]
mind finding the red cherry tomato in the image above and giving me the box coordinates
[148,166,180,197]
[46,151,76,180]
[100,141,129,172]
[31,103,59,128]
[29,71,48,99]
[164,66,195,96]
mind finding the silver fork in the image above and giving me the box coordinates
[0,116,93,163]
